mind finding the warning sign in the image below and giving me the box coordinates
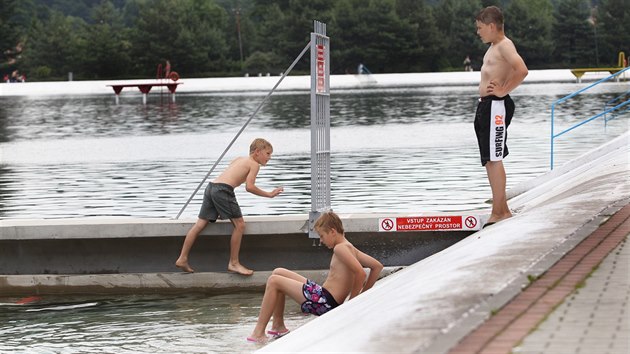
[381,218,395,231]
[316,44,326,93]
[378,215,480,232]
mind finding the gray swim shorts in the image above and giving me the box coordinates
[198,182,243,221]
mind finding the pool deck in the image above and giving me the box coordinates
[257,132,629,353]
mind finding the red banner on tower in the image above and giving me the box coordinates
[316,45,325,93]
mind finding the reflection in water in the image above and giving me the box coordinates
[0,83,627,219]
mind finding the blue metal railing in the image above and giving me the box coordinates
[604,89,630,125]
[550,66,629,169]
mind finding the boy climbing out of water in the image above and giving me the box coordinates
[474,6,528,227]
[247,211,383,343]
[175,138,284,275]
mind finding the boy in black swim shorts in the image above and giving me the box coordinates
[475,6,528,226]
[175,138,283,275]
[474,95,515,166]
[247,211,383,343]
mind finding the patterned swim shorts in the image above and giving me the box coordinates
[301,279,340,316]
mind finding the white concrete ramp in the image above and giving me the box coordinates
[257,133,629,353]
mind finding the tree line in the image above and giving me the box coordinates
[1,0,628,81]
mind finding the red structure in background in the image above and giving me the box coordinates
[108,61,182,104]
[157,60,180,82]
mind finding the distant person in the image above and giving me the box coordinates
[464,55,473,71]
[357,63,364,74]
[175,138,284,275]
[164,60,171,79]
[474,6,528,228]
[247,211,383,343]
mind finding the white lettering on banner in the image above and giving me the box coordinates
[405,217,453,223]
[398,223,462,230]
[316,45,325,93]
[398,216,463,231]
[379,215,480,232]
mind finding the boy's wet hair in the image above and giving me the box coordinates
[250,138,273,154]
[314,211,345,234]
[476,6,504,30]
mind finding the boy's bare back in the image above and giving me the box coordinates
[213,156,259,189]
[213,145,282,198]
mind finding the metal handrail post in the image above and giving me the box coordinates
[550,66,630,170]
[551,102,556,169]
[556,100,630,138]
[604,89,630,125]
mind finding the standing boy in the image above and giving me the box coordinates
[474,6,528,226]
[247,211,383,343]
[175,138,284,275]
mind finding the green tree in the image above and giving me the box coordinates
[81,1,132,79]
[0,0,19,53]
[1,0,23,77]
[8,0,620,79]
[247,1,287,73]
[120,0,145,27]
[217,0,256,72]
[552,0,594,66]
[21,10,86,79]
[395,0,443,72]
[333,0,413,73]
[597,0,630,66]
[505,0,554,68]
[248,0,336,74]
[130,0,229,77]
[481,0,502,7]
[434,0,484,70]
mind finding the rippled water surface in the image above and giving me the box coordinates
[0,81,627,219]
[0,80,628,352]
[0,293,311,353]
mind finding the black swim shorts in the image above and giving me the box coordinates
[198,182,243,221]
[474,95,515,166]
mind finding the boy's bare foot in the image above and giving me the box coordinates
[175,260,194,273]
[228,263,254,276]
[486,213,513,225]
[267,328,290,337]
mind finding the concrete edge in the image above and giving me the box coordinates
[423,197,630,354]
[0,212,483,240]
[0,267,404,297]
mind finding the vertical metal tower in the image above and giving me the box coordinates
[309,21,331,238]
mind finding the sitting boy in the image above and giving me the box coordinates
[247,211,383,342]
